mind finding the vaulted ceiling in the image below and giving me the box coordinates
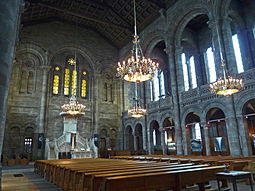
[22,0,176,48]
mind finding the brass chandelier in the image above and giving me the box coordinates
[116,0,159,83]
[60,23,86,117]
[128,83,146,118]
[209,4,243,96]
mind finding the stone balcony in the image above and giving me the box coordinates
[180,68,255,108]
[122,68,255,118]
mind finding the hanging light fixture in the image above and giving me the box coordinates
[128,83,146,118]
[60,23,86,117]
[209,0,243,96]
[116,0,159,83]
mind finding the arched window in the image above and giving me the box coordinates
[27,71,34,94]
[159,71,165,98]
[153,130,156,146]
[71,70,77,95]
[164,131,167,145]
[189,56,197,88]
[194,123,201,140]
[64,68,70,96]
[53,66,60,95]
[181,53,189,91]
[153,72,160,101]
[205,47,216,83]
[151,71,165,101]
[232,34,244,73]
[81,71,87,99]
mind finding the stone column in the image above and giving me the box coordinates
[236,115,252,156]
[208,20,223,77]
[0,1,23,189]
[133,132,137,152]
[221,17,238,74]
[36,66,50,158]
[202,121,211,156]
[38,66,50,133]
[142,119,147,151]
[160,128,167,155]
[165,44,183,155]
[225,116,241,156]
[147,124,153,154]
[208,18,238,76]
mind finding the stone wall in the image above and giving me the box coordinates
[121,0,255,156]
[3,21,122,160]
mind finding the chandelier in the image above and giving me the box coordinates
[210,60,243,96]
[60,94,86,117]
[128,96,146,119]
[116,0,159,83]
[128,83,146,118]
[209,3,243,96]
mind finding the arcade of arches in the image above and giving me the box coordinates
[1,0,255,171]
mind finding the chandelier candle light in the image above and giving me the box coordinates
[116,0,159,83]
[209,0,243,96]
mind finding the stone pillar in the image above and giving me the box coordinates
[133,132,137,152]
[147,124,153,154]
[236,115,252,156]
[225,116,241,156]
[0,1,22,189]
[160,128,167,155]
[142,119,147,151]
[208,18,238,76]
[208,20,223,77]
[36,66,50,158]
[202,121,211,156]
[165,44,183,155]
[221,17,238,74]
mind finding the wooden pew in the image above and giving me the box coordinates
[102,166,225,191]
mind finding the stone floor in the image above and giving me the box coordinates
[1,166,61,191]
[1,166,255,191]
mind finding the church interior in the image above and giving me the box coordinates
[1,0,255,190]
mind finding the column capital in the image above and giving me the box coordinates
[41,65,51,71]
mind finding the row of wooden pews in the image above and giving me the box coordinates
[111,155,255,170]
[35,158,224,191]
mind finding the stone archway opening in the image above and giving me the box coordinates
[150,120,161,154]
[206,107,229,156]
[185,112,204,155]
[134,124,143,154]
[163,117,176,155]
[180,14,210,89]
[125,126,134,151]
[243,98,255,155]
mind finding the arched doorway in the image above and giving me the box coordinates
[134,124,143,153]
[125,126,134,151]
[99,129,108,158]
[24,127,34,160]
[206,108,229,156]
[243,98,255,155]
[150,120,161,154]
[185,112,204,155]
[163,118,176,155]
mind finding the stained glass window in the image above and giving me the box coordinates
[64,68,70,95]
[81,79,87,98]
[53,75,59,95]
[71,70,77,95]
